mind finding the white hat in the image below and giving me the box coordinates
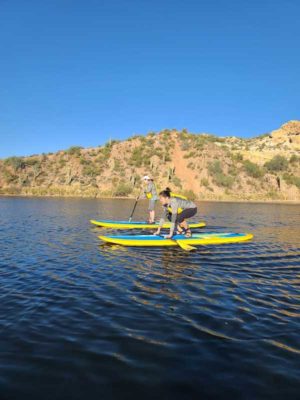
[142,175,151,180]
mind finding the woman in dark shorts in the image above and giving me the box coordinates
[154,187,197,238]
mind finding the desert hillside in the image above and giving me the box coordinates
[0,120,299,201]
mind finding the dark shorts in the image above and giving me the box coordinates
[167,207,197,224]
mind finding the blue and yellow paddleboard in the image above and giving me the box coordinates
[90,220,206,229]
[99,232,253,247]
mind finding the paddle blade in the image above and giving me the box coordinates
[176,240,197,251]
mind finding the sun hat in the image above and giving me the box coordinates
[142,175,151,180]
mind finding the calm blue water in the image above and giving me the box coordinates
[0,198,299,399]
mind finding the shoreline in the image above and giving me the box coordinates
[1,193,300,204]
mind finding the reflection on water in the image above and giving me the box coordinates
[0,197,299,399]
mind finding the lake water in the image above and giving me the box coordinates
[0,197,299,399]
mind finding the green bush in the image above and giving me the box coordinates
[80,157,90,165]
[204,135,225,143]
[183,151,196,159]
[129,146,144,167]
[208,160,222,175]
[283,173,300,188]
[267,191,279,200]
[290,154,299,164]
[172,176,182,189]
[3,169,18,183]
[83,165,100,177]
[213,173,234,188]
[201,178,209,187]
[24,158,40,167]
[66,146,83,156]
[181,141,191,151]
[264,155,288,172]
[243,160,264,178]
[113,159,122,172]
[4,156,25,170]
[231,152,243,162]
[182,189,197,200]
[114,183,133,197]
[187,162,195,170]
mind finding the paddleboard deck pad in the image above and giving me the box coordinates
[91,220,206,229]
[99,232,253,247]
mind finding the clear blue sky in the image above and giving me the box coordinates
[0,0,299,158]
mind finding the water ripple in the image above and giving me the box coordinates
[0,198,299,399]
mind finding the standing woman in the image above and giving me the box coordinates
[154,187,197,238]
[139,175,158,223]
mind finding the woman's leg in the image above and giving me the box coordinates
[148,200,156,223]
[149,210,155,223]
[177,208,197,236]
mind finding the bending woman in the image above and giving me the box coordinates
[154,187,197,238]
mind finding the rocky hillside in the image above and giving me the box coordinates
[0,121,299,201]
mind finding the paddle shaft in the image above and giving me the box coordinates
[129,190,142,222]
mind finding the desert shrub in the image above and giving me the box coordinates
[182,189,197,201]
[66,146,83,156]
[146,138,155,147]
[208,160,222,175]
[114,183,132,197]
[183,151,196,159]
[243,160,264,178]
[172,176,182,189]
[59,158,67,167]
[24,158,40,167]
[180,141,191,151]
[0,186,21,195]
[187,162,195,170]
[201,178,209,187]
[267,191,279,200]
[204,135,225,143]
[213,173,234,188]
[4,156,25,170]
[101,143,113,158]
[283,173,300,188]
[113,159,122,172]
[2,169,18,183]
[82,165,100,177]
[110,140,120,146]
[231,152,243,162]
[290,154,300,164]
[264,155,288,172]
[80,157,90,165]
[228,165,238,176]
[129,146,144,167]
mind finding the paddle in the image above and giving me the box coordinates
[129,190,142,222]
[173,227,197,251]
[158,234,197,251]
[175,240,197,251]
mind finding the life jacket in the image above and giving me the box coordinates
[145,182,158,199]
[166,194,187,214]
[167,206,183,214]
[170,192,187,200]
